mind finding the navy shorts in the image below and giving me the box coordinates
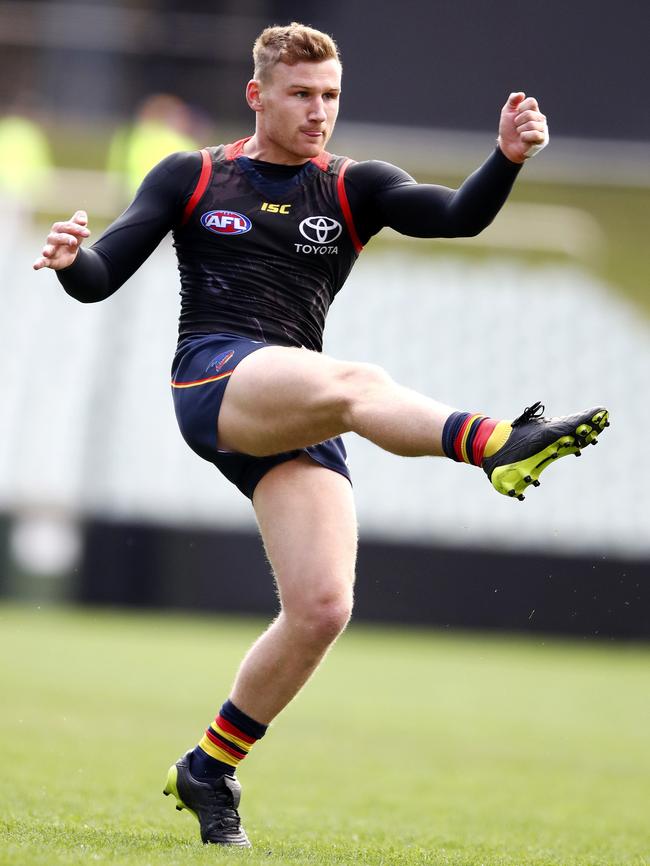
[171,333,351,499]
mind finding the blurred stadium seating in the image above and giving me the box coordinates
[2,228,648,559]
[1,0,648,631]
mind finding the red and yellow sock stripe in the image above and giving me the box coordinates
[454,413,484,463]
[446,412,512,466]
[198,714,256,769]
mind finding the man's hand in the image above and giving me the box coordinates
[497,92,549,164]
[33,210,91,271]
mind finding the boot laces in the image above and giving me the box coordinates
[512,401,545,427]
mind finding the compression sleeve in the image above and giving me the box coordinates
[344,146,522,243]
[57,150,202,302]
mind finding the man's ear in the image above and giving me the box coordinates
[246,79,263,112]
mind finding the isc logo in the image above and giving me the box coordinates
[261,202,291,214]
[201,210,252,235]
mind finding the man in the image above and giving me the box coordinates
[33,22,608,847]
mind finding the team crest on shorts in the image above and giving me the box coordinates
[205,349,235,373]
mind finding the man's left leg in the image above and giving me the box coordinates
[164,456,358,845]
[217,347,609,502]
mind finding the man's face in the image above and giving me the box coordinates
[250,59,341,163]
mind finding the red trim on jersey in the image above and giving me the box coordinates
[224,137,251,160]
[226,138,331,170]
[180,148,213,226]
[337,158,363,254]
[310,150,331,171]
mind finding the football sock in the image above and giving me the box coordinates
[190,698,268,779]
[442,411,512,466]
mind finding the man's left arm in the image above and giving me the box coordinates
[345,92,549,241]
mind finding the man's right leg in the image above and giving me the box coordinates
[230,454,357,723]
[164,455,358,845]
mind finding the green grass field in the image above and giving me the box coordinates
[1,604,648,866]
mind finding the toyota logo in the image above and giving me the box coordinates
[299,216,342,244]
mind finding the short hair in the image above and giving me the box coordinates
[253,22,340,82]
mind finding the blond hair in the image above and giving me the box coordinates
[253,22,340,82]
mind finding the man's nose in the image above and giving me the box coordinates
[308,98,327,121]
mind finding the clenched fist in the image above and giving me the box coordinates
[497,92,549,164]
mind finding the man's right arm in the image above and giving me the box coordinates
[33,151,202,302]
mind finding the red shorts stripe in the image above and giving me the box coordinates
[170,369,234,389]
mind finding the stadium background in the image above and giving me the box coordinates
[0,0,648,638]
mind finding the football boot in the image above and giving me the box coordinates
[483,401,609,501]
[163,751,250,846]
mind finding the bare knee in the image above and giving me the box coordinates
[283,586,353,650]
[335,362,394,428]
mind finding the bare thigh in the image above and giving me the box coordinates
[218,342,451,460]
[218,345,352,455]
[253,454,358,618]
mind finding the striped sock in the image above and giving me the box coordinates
[190,699,268,780]
[442,411,512,466]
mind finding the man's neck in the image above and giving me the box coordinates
[242,134,312,166]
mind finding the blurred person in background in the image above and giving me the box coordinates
[33,22,609,849]
[0,94,53,242]
[107,93,200,198]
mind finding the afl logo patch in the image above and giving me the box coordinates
[201,210,252,236]
[299,216,342,244]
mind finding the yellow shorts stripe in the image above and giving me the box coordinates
[171,370,233,390]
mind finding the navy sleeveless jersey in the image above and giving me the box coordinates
[172,138,362,352]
